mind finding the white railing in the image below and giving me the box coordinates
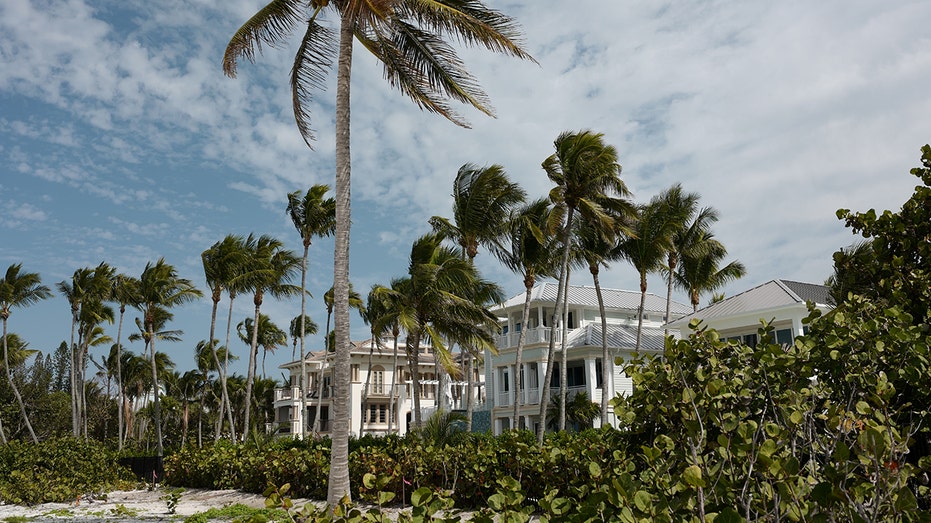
[496,386,542,406]
[274,387,300,402]
[495,327,561,349]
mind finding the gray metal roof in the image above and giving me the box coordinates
[496,282,691,316]
[562,322,670,352]
[667,279,833,327]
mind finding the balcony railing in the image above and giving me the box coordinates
[498,385,586,407]
[494,326,561,350]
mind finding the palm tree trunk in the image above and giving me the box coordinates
[665,255,676,336]
[0,403,6,443]
[326,11,354,507]
[3,318,38,442]
[208,296,233,443]
[511,275,534,429]
[116,305,125,450]
[223,294,237,441]
[359,337,376,438]
[538,206,574,443]
[243,299,262,441]
[636,272,647,352]
[409,331,423,428]
[387,332,399,434]
[559,269,570,432]
[592,266,610,424]
[149,335,164,457]
[299,243,309,440]
[69,309,79,437]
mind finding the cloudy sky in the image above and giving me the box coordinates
[2,0,929,377]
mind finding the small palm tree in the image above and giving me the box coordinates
[287,185,335,440]
[237,314,288,379]
[0,264,52,443]
[673,231,746,312]
[109,273,140,450]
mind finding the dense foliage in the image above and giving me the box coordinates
[0,437,133,504]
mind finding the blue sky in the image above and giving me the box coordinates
[1,0,929,379]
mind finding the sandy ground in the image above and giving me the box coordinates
[0,488,322,521]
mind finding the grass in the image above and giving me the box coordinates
[183,503,289,523]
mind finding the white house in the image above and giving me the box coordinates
[665,279,835,346]
[272,337,483,437]
[484,282,691,435]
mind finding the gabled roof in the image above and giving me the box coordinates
[495,282,691,316]
[666,279,833,328]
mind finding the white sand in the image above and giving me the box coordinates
[0,487,320,521]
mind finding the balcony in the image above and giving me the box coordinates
[495,326,562,350]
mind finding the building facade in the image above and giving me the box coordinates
[484,282,691,435]
[272,337,483,437]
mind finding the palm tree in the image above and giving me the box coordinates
[673,230,746,312]
[377,233,502,429]
[541,130,630,440]
[224,1,533,504]
[287,185,335,440]
[289,314,319,360]
[615,187,691,353]
[135,259,202,456]
[203,234,249,442]
[0,264,52,443]
[57,267,93,437]
[369,278,405,434]
[109,273,140,450]
[491,198,558,430]
[237,314,288,379]
[825,241,873,305]
[239,235,300,440]
[430,163,526,430]
[659,186,713,333]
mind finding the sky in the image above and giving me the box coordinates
[1,1,929,380]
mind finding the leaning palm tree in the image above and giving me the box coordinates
[224,0,533,504]
[0,264,52,443]
[430,163,526,430]
[541,130,630,440]
[203,234,249,442]
[674,231,746,312]
[238,235,300,441]
[57,266,94,437]
[134,259,202,456]
[287,185,335,440]
[491,198,558,430]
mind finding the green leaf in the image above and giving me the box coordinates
[682,465,704,488]
[713,507,744,523]
[589,461,602,477]
[633,490,652,513]
[363,473,377,489]
[378,491,396,505]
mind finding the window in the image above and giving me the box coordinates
[372,368,385,394]
[550,362,586,387]
[743,334,758,348]
[351,364,359,382]
[515,322,522,332]
[776,328,793,345]
[528,362,539,388]
[596,358,603,388]
[501,367,510,392]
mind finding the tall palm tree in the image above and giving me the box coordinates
[430,163,526,430]
[203,234,249,442]
[289,314,319,359]
[135,259,201,456]
[615,187,691,352]
[237,314,288,379]
[369,278,405,434]
[0,264,52,443]
[109,273,140,450]
[239,235,300,440]
[541,130,630,440]
[224,1,533,504]
[673,230,746,312]
[287,185,335,440]
[491,198,557,430]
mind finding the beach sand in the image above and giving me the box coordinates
[0,487,318,521]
